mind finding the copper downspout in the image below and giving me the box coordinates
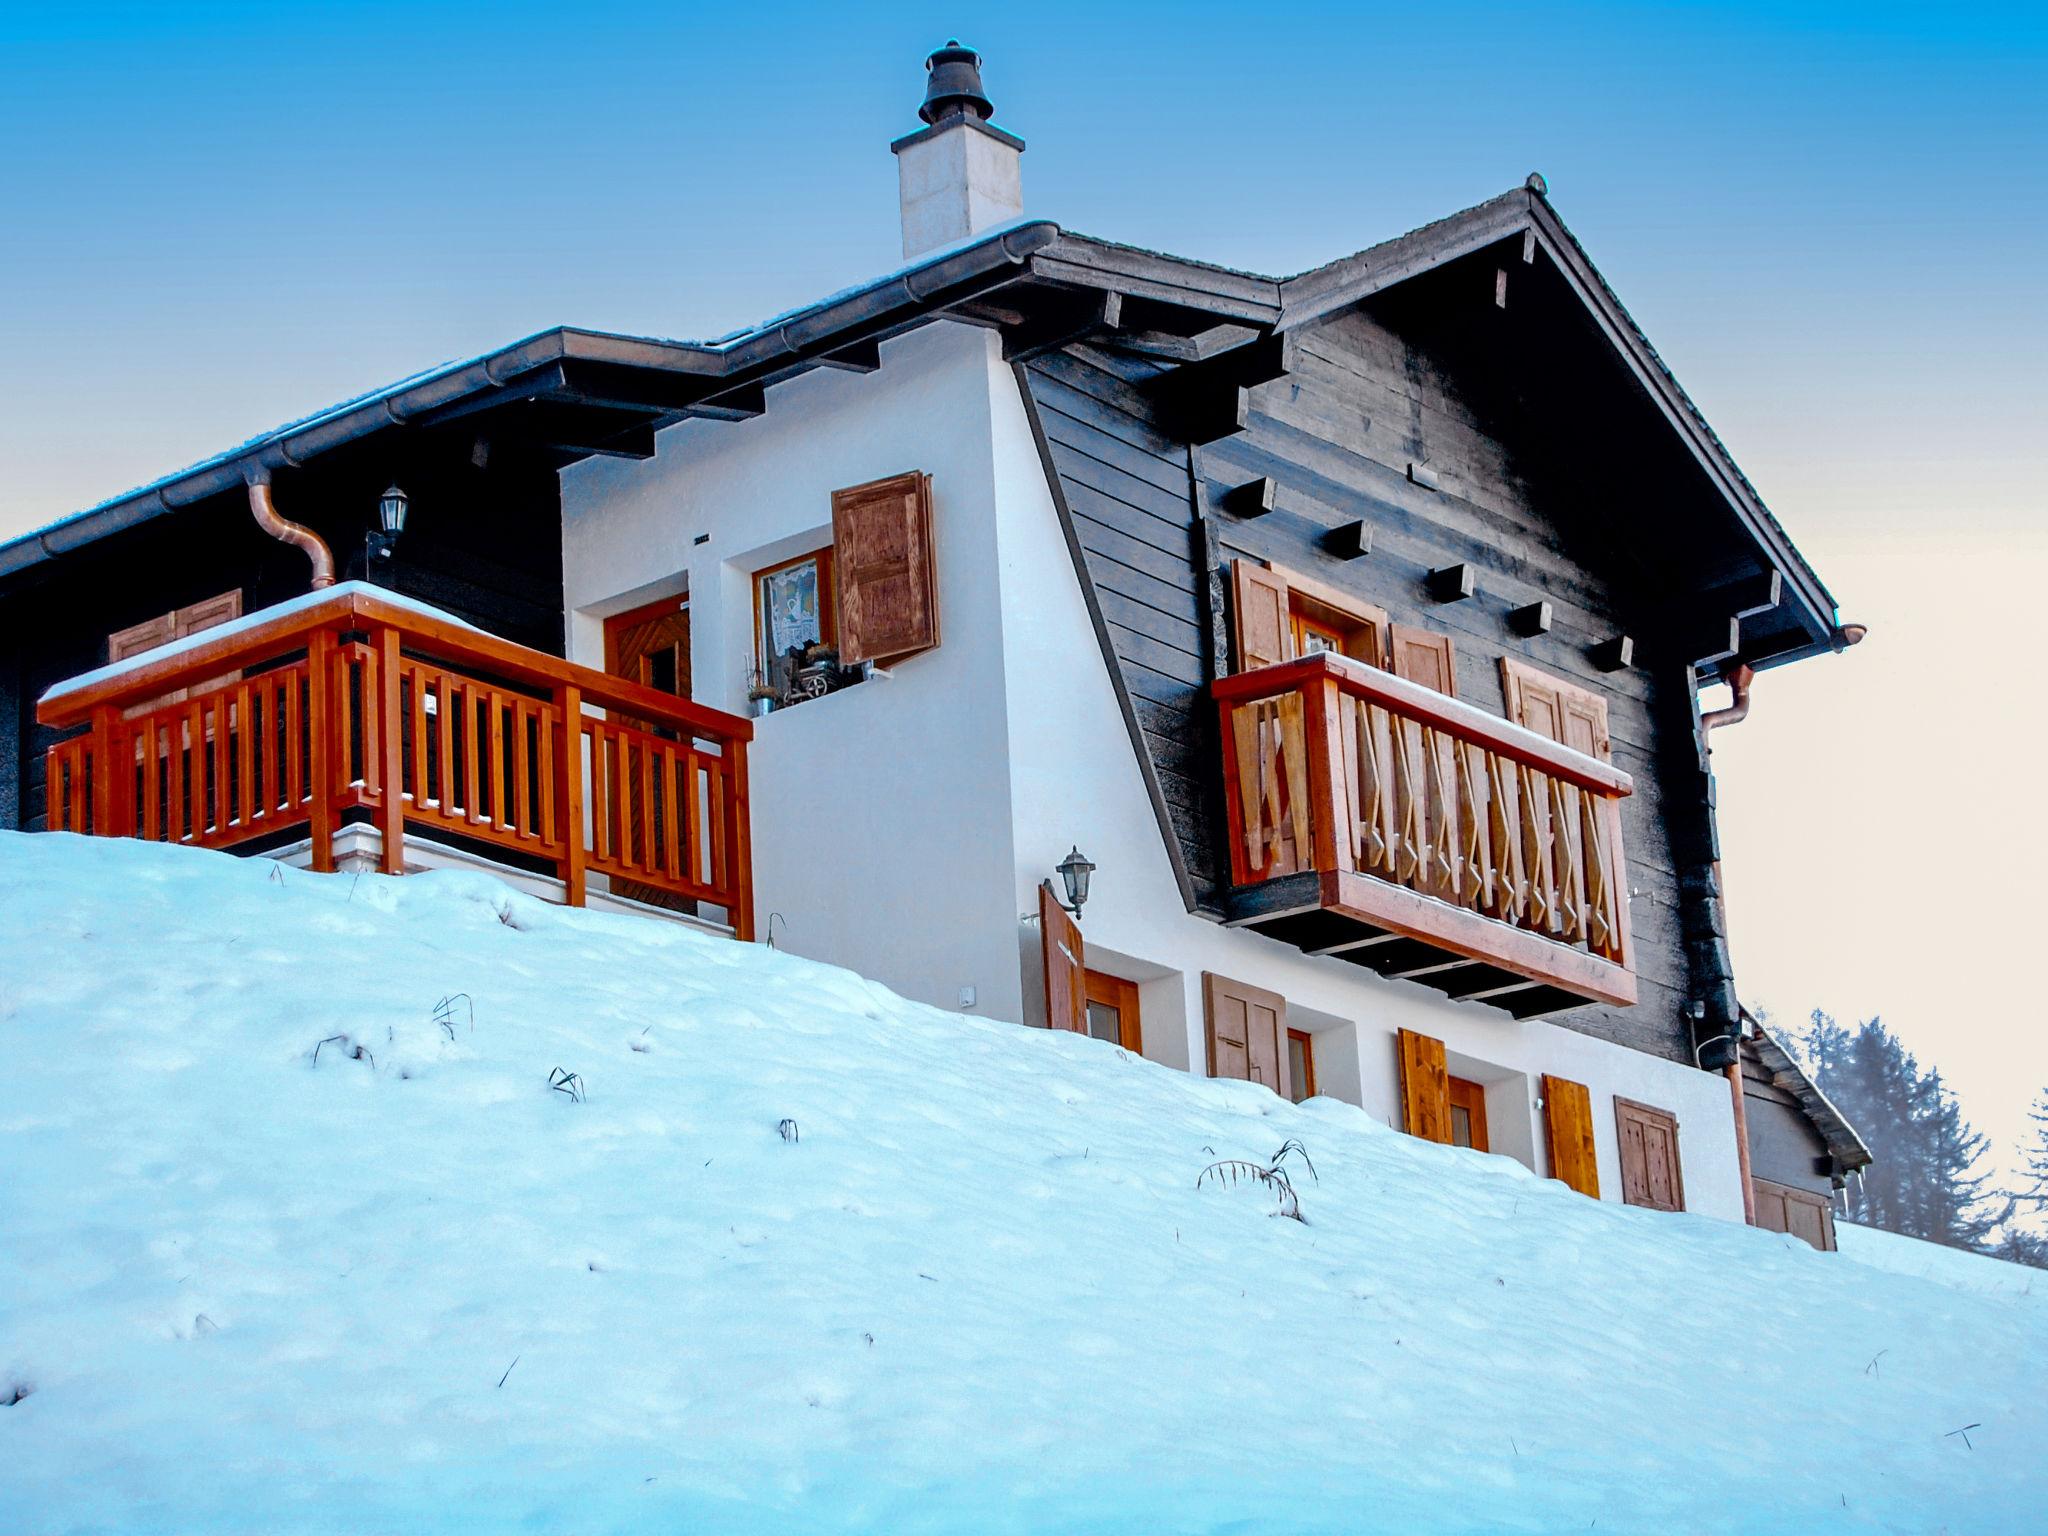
[1702,661,1759,1222]
[245,468,335,589]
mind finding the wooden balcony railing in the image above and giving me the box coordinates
[1214,652,1634,1012]
[38,585,754,937]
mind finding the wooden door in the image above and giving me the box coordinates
[1397,1028,1452,1143]
[1542,1074,1601,1197]
[1203,972,1289,1097]
[1040,881,1086,1034]
[1230,559,1293,672]
[604,595,692,909]
[1500,656,1621,953]
[1752,1177,1836,1251]
[1615,1098,1685,1212]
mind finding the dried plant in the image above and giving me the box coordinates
[312,1034,373,1069]
[777,1118,800,1143]
[1198,1139,1318,1222]
[548,1067,585,1103]
[432,993,474,1041]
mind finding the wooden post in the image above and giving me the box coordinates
[88,707,125,837]
[1301,674,1352,875]
[725,730,754,941]
[375,625,404,875]
[556,684,586,907]
[307,630,336,872]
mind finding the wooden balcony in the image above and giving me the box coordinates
[38,585,753,937]
[1215,653,1634,1016]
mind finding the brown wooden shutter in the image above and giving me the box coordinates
[832,471,938,665]
[1388,625,1457,696]
[107,613,175,663]
[1501,657,1611,762]
[1230,559,1294,673]
[1615,1098,1685,1211]
[1202,972,1290,1098]
[1396,1028,1453,1144]
[1542,1074,1601,1197]
[1039,881,1086,1034]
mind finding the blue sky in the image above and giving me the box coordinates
[4,3,2047,1173]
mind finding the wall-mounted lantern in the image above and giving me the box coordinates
[368,484,410,564]
[1056,846,1096,920]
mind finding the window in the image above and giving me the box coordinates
[1286,1028,1316,1102]
[1083,970,1142,1052]
[753,548,850,709]
[1447,1076,1490,1152]
[1230,558,1389,673]
[751,471,941,713]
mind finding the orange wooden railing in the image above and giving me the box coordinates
[1215,651,1632,973]
[38,586,754,937]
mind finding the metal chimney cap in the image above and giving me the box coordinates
[919,39,994,125]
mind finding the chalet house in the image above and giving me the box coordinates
[0,44,1870,1233]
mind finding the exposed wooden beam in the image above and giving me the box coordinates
[1508,600,1553,637]
[1323,520,1372,561]
[1427,563,1477,603]
[1220,476,1276,517]
[680,385,767,422]
[1106,323,1262,364]
[1591,634,1635,673]
[1001,290,1123,363]
[817,340,883,373]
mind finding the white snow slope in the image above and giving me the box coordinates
[2,833,2043,1535]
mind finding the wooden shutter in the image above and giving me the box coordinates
[1396,1028,1452,1144]
[1203,972,1290,1098]
[1388,625,1457,696]
[1230,559,1293,673]
[1615,1098,1685,1212]
[1501,657,1611,762]
[1039,881,1085,1034]
[109,590,243,710]
[832,471,938,665]
[1542,1074,1601,1197]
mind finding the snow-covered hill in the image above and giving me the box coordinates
[2,834,2043,1534]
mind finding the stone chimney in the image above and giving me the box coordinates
[891,41,1024,260]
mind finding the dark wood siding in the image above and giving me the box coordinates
[3,439,565,834]
[1022,296,1733,1063]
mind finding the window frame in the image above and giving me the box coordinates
[1082,968,1142,1053]
[1447,1075,1491,1152]
[1286,1027,1317,1103]
[752,546,839,675]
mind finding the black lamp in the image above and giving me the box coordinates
[368,484,409,564]
[1056,846,1095,919]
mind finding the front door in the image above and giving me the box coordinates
[604,594,692,910]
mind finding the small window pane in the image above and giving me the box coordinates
[1450,1104,1473,1148]
[1085,1001,1121,1044]
[759,556,825,663]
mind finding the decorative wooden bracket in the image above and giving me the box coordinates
[1508,601,1553,637]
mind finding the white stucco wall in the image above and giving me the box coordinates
[554,316,1745,1225]
[558,323,1024,1022]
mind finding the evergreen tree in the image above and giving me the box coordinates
[2013,1090,2048,1213]
[1798,1012,2003,1251]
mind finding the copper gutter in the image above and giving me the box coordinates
[245,468,335,590]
